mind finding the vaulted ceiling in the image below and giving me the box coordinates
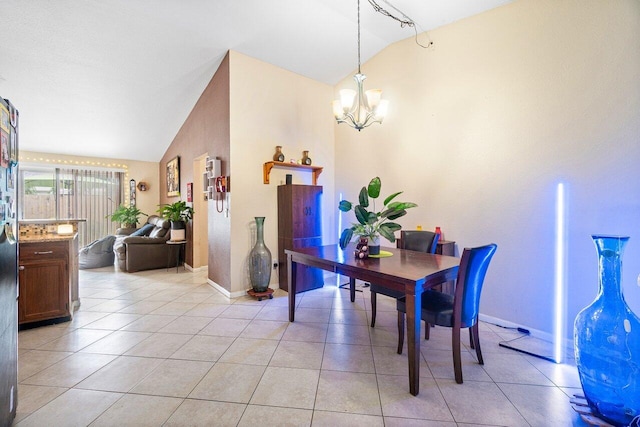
[0,0,512,162]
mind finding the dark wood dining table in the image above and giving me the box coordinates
[286,244,460,396]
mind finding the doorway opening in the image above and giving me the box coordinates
[191,154,209,270]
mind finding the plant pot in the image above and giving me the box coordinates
[368,236,380,255]
[170,220,186,241]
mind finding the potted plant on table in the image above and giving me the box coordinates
[339,177,417,256]
[157,200,194,241]
[108,205,148,229]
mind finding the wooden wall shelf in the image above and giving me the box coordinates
[263,161,323,185]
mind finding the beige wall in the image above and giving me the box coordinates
[160,53,231,283]
[159,51,335,295]
[20,150,160,222]
[334,0,640,340]
[229,51,335,296]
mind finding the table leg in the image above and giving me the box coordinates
[349,277,356,302]
[288,254,297,322]
[405,289,422,396]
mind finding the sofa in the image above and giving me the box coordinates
[113,215,179,272]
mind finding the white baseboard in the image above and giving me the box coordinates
[206,279,233,298]
[185,264,207,272]
[207,279,284,299]
[478,313,574,351]
[206,279,249,299]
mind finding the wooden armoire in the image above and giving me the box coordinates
[277,184,324,292]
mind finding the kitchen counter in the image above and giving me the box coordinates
[20,233,78,243]
[19,219,86,224]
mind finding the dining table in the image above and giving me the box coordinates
[286,243,460,396]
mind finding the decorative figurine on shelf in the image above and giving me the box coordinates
[354,237,369,259]
[273,146,285,162]
[301,150,312,165]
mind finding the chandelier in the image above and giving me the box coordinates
[332,0,389,131]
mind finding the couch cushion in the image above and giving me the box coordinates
[130,223,154,237]
[149,226,168,238]
[146,215,170,238]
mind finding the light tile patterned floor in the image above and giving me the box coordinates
[14,267,589,426]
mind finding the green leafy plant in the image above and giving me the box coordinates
[339,177,417,248]
[108,205,148,227]
[157,200,194,223]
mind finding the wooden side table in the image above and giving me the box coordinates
[166,240,186,272]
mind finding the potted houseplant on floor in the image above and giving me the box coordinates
[157,200,194,241]
[339,176,417,256]
[108,205,148,229]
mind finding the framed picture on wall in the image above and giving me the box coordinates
[129,179,136,206]
[166,156,180,197]
[0,130,8,168]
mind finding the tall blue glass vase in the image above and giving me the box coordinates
[249,217,271,293]
[574,235,640,426]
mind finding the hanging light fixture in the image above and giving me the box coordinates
[333,0,389,131]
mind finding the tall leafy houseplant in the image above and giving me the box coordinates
[339,177,417,254]
[109,205,147,228]
[157,201,194,241]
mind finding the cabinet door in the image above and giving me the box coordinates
[278,185,322,239]
[18,259,68,324]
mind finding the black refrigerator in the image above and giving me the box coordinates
[0,96,18,426]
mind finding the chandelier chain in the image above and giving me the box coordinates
[367,0,414,28]
[357,0,361,73]
[367,0,433,49]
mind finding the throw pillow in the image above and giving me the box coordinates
[130,223,154,237]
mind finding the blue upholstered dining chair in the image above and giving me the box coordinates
[369,230,439,327]
[396,243,497,384]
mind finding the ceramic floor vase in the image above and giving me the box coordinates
[249,217,271,292]
[574,235,640,426]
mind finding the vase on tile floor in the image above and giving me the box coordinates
[574,235,640,426]
[249,216,271,293]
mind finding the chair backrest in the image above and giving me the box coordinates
[400,230,439,254]
[454,244,497,328]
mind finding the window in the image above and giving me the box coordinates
[20,166,124,247]
[21,168,56,219]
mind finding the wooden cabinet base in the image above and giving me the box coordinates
[18,238,77,325]
[277,185,324,293]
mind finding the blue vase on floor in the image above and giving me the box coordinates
[249,217,271,293]
[574,235,640,426]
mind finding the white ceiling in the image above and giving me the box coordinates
[0,0,512,162]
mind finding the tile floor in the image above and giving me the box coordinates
[14,267,589,426]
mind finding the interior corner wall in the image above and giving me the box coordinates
[228,51,335,296]
[334,0,640,340]
[160,53,231,287]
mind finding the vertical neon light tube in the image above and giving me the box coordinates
[554,183,568,363]
[336,192,343,286]
[338,192,343,241]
